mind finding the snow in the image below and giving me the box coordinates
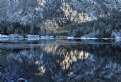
[80,36,98,40]
[0,34,9,38]
[112,31,121,42]
[67,37,74,39]
[0,38,9,41]
[0,34,120,42]
[40,36,54,39]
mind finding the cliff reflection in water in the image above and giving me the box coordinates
[0,42,121,82]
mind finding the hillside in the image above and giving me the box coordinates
[0,0,121,37]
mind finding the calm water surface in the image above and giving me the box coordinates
[0,40,121,82]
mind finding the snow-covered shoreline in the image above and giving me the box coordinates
[0,34,120,42]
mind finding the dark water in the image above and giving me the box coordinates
[0,40,121,82]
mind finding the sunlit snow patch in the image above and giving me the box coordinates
[26,35,40,41]
[0,34,9,38]
[80,37,98,40]
[40,36,54,39]
[67,37,74,40]
[0,34,9,41]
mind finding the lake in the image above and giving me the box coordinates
[0,40,121,82]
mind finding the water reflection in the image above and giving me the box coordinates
[0,41,121,82]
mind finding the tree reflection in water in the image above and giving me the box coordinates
[0,43,121,82]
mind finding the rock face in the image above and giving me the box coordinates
[0,0,121,36]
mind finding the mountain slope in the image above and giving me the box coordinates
[0,0,121,36]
